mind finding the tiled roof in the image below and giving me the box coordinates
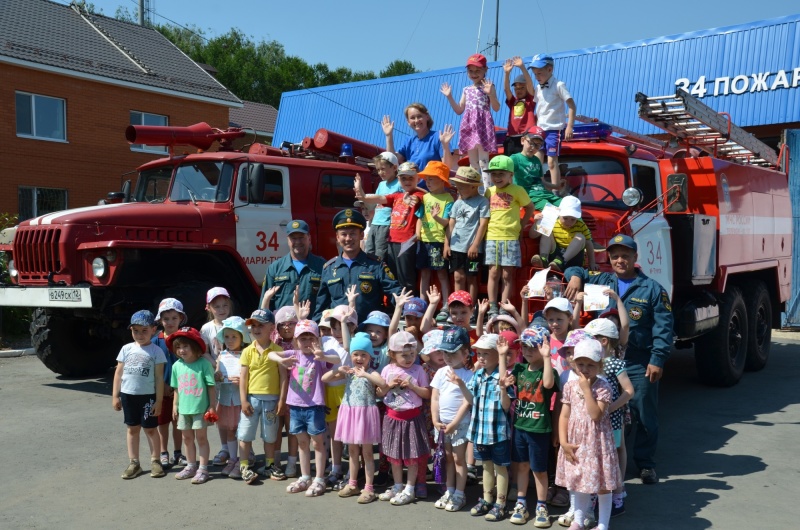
[0,0,241,105]
[229,100,278,134]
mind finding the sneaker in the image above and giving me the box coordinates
[485,504,506,521]
[264,463,287,481]
[510,502,529,525]
[121,461,143,480]
[175,466,196,480]
[530,254,546,268]
[357,490,378,504]
[241,466,258,485]
[374,471,390,488]
[434,491,452,509]
[470,498,492,516]
[174,452,188,467]
[284,460,298,478]
[548,259,564,273]
[445,493,467,512]
[326,470,344,488]
[435,308,450,322]
[611,497,625,517]
[191,469,209,484]
[212,450,230,466]
[640,467,659,484]
[150,459,165,478]
[467,465,479,482]
[414,483,428,499]
[159,452,172,469]
[390,490,415,506]
[557,512,573,527]
[533,504,551,528]
[338,483,361,498]
[221,458,239,476]
[379,485,403,502]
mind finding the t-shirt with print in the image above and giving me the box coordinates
[506,95,536,135]
[281,350,329,407]
[431,366,474,424]
[552,218,593,249]
[449,195,491,253]
[171,357,216,415]
[373,178,402,226]
[417,192,454,243]
[386,191,425,243]
[512,363,559,433]
[240,341,284,396]
[380,364,429,411]
[322,336,353,388]
[117,342,167,395]
[485,183,531,240]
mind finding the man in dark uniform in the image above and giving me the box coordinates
[312,209,401,323]
[564,234,673,485]
[260,219,325,311]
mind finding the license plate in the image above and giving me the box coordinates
[48,288,83,303]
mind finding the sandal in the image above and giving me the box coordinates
[191,469,209,485]
[305,479,326,497]
[357,490,377,504]
[212,450,230,466]
[286,478,310,493]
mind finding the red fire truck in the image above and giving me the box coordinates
[0,89,790,387]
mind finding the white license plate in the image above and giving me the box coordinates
[48,288,83,303]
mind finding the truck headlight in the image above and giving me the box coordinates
[622,187,643,207]
[7,259,18,284]
[92,257,107,278]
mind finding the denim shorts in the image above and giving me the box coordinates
[511,429,550,472]
[236,395,280,443]
[473,440,511,467]
[289,405,327,436]
[484,239,521,267]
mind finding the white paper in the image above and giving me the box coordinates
[526,267,551,298]
[535,203,559,237]
[398,234,417,256]
[584,284,610,311]
[218,354,241,381]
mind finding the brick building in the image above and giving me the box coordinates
[0,0,242,220]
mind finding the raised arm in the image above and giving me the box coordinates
[382,115,396,155]
[502,59,514,101]
[441,83,465,115]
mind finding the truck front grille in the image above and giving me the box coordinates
[13,227,62,280]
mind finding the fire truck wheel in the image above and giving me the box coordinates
[30,308,118,377]
[694,286,748,387]
[743,281,771,372]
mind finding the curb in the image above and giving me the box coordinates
[0,348,35,358]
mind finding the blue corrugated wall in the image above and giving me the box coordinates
[274,14,800,149]
[783,129,800,326]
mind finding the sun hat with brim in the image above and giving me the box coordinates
[376,151,398,167]
[512,74,527,86]
[419,329,445,357]
[319,309,334,329]
[155,298,187,326]
[388,331,418,351]
[206,287,231,304]
[403,298,428,318]
[474,333,499,350]
[330,304,358,328]
[486,314,520,334]
[418,161,450,186]
[398,161,419,176]
[448,290,473,307]
[216,316,251,345]
[451,166,482,186]
[573,338,603,362]
[584,318,620,340]
[529,54,554,69]
[245,309,275,325]
[350,332,374,355]
[500,330,520,351]
[361,311,391,329]
[166,326,206,353]
[560,329,592,354]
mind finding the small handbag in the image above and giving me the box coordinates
[432,429,446,484]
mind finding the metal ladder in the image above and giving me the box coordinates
[575,115,668,151]
[635,88,779,168]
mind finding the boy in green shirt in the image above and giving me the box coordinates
[510,126,563,211]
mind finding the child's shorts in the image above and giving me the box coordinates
[416,241,447,270]
[289,405,327,436]
[485,240,521,267]
[540,129,563,158]
[449,250,483,276]
[443,419,471,447]
[217,404,242,430]
[324,384,345,423]
[120,392,158,429]
[511,429,550,472]
[237,395,280,443]
[473,440,511,467]
[365,224,390,262]
[613,428,622,448]
[157,393,174,426]
[177,413,208,430]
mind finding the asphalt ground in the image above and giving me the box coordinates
[1,333,798,529]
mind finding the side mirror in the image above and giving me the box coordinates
[121,180,131,203]
[622,187,643,208]
[248,163,265,203]
[667,173,688,212]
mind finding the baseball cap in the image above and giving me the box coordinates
[216,316,251,345]
[362,311,391,329]
[561,329,592,350]
[466,53,487,68]
[500,330,520,351]
[438,326,470,353]
[529,54,554,69]
[474,333,499,350]
[245,308,275,325]
[486,155,514,173]
[451,166,482,186]
[517,326,550,347]
[448,290,473,307]
[376,151,398,167]
[206,287,231,304]
[286,219,310,235]
[486,314,520,334]
[403,297,428,318]
[388,331,418,351]
[512,74,526,86]
[330,304,358,328]
[418,161,450,186]
[573,338,603,362]
[559,196,582,218]
[129,309,155,328]
[274,306,298,324]
[155,298,187,325]
[544,297,574,314]
[607,233,638,252]
[166,326,206,353]
[525,126,545,141]
[398,161,419,176]
[318,308,334,329]
[529,310,548,329]
[294,319,320,338]
[419,329,445,357]
[584,318,620,339]
[350,332,374,355]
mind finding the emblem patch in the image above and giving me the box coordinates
[613,235,624,243]
[661,291,672,312]
[345,209,353,217]
[384,265,395,280]
[360,281,372,294]
[291,221,300,229]
[629,306,643,320]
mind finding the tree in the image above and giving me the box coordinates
[380,60,419,78]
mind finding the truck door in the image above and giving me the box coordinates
[315,172,363,259]
[628,160,674,298]
[234,164,291,283]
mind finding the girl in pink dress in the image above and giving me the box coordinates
[441,53,500,190]
[556,338,621,530]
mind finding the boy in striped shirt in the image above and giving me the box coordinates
[530,195,597,272]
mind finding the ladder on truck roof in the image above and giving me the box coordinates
[635,88,779,168]
[576,115,668,151]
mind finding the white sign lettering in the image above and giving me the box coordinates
[675,67,800,97]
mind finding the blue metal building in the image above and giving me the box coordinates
[273,14,800,149]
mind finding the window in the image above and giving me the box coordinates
[169,161,233,203]
[15,92,66,141]
[129,111,168,153]
[551,156,627,209]
[320,174,356,208]
[632,164,658,212]
[237,165,285,205]
[18,187,68,222]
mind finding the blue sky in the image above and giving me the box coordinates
[83,0,798,73]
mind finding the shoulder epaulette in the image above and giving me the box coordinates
[323,257,338,269]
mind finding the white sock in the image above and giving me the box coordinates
[573,492,591,526]
[597,493,612,527]
[227,441,238,459]
[404,484,414,495]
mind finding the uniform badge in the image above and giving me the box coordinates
[360,281,372,294]
[291,221,300,229]
[613,235,624,243]
[384,265,395,280]
[345,209,353,217]
[661,291,672,312]
[629,307,643,320]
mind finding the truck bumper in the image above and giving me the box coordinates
[0,286,93,308]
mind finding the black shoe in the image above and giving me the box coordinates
[374,470,390,487]
[640,467,659,484]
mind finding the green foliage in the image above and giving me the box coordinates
[380,60,419,78]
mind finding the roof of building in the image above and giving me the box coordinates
[230,100,278,135]
[0,0,241,106]
[273,14,800,148]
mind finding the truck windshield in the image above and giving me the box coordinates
[134,166,173,203]
[170,161,234,203]
[548,155,627,210]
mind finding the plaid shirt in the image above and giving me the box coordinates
[466,366,513,445]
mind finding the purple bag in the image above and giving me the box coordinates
[432,429,446,484]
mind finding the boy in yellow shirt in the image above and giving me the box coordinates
[529,195,597,272]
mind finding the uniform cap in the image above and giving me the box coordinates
[402,297,428,318]
[608,233,637,252]
[294,319,320,338]
[451,166,482,185]
[129,309,155,328]
[544,297,574,314]
[466,53,487,68]
[486,155,515,173]
[246,308,275,325]
[216,316,251,345]
[155,298,187,325]
[166,326,206,353]
[583,318,619,339]
[206,287,231,304]
[438,326,470,353]
[517,326,550,347]
[350,332,374,355]
[448,290,473,307]
[573,338,603,362]
[418,161,450,186]
[274,306,298,324]
[419,329,445,357]
[529,54,554,69]
[361,311,391,328]
[474,333,499,350]
[333,208,367,231]
[286,219,310,235]
[388,331,418,351]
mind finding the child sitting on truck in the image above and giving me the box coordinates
[529,195,597,272]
